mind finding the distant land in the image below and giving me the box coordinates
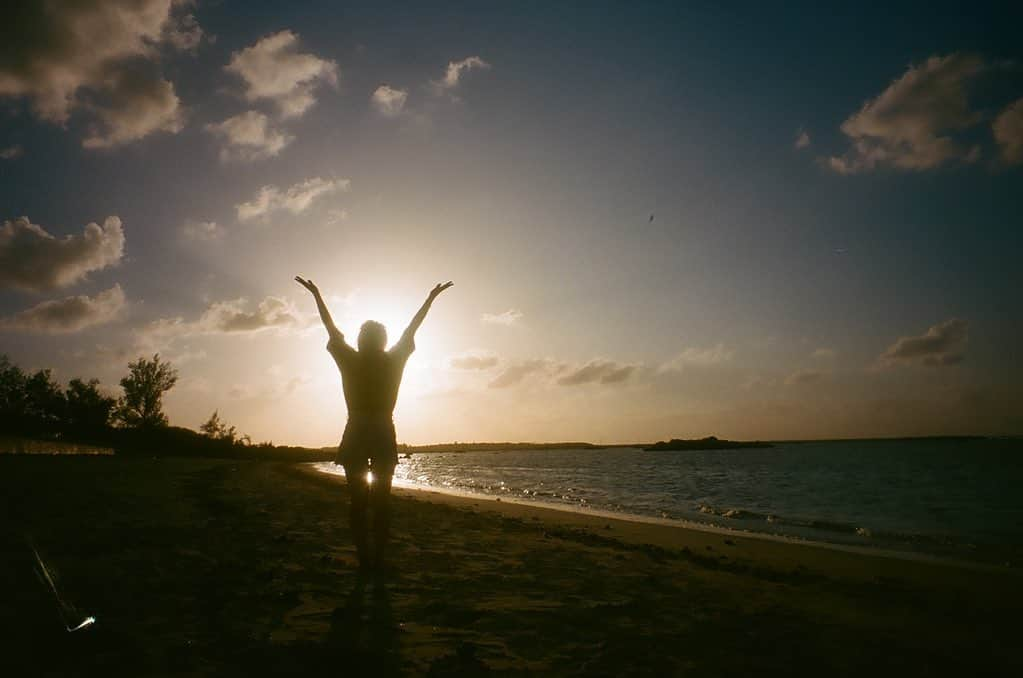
[398,438,774,454]
[5,433,1014,460]
[397,435,1012,455]
[399,441,605,454]
[643,436,773,451]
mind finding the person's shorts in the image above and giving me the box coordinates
[336,414,398,474]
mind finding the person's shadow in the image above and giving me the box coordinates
[328,577,400,675]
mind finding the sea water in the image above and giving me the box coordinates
[318,438,1023,566]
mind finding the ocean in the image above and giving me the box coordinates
[316,437,1023,566]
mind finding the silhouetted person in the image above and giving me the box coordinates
[296,276,453,572]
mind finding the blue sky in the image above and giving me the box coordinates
[1,1,1021,444]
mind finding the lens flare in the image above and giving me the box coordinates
[29,538,95,633]
[69,616,96,632]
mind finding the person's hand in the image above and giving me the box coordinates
[294,276,320,296]
[429,281,453,299]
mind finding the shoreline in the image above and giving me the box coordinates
[3,455,1021,675]
[308,462,1020,575]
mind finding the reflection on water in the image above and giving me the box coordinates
[317,438,1023,564]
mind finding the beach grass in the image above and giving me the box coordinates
[1,455,1019,676]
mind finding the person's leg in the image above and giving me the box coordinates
[368,462,395,569]
[342,460,371,569]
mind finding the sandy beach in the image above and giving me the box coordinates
[2,455,1020,676]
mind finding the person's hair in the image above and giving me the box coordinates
[358,320,387,351]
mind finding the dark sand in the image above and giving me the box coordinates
[1,456,1020,676]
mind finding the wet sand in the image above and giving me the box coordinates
[1,455,1020,676]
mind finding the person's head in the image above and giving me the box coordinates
[358,320,387,352]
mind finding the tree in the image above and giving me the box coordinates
[116,355,178,428]
[23,369,65,434]
[0,355,28,433]
[65,378,116,436]
[200,410,237,444]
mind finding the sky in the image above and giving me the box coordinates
[1,0,1022,446]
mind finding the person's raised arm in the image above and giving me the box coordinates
[295,276,343,341]
[400,281,453,344]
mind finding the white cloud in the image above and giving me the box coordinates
[0,145,23,160]
[325,208,349,225]
[448,350,499,370]
[81,69,183,148]
[204,110,293,162]
[371,85,408,117]
[225,30,338,119]
[0,216,125,291]
[739,375,774,391]
[558,360,635,386]
[784,369,825,386]
[432,56,491,92]
[993,98,1023,165]
[481,309,523,326]
[827,53,987,173]
[138,295,314,350]
[794,128,811,149]
[489,359,552,388]
[181,220,223,241]
[660,344,733,372]
[197,296,309,333]
[236,177,350,221]
[879,318,968,367]
[0,0,196,145]
[0,285,125,334]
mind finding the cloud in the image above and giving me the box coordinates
[181,220,223,241]
[138,295,313,350]
[0,285,125,333]
[0,216,125,291]
[236,177,350,221]
[879,318,968,367]
[659,344,733,372]
[449,351,499,370]
[227,373,310,401]
[739,375,774,391]
[488,359,551,388]
[161,8,207,52]
[197,296,308,333]
[481,309,523,326]
[784,369,825,386]
[794,128,811,149]
[993,98,1023,165]
[0,145,23,160]
[811,347,836,360]
[81,68,183,148]
[0,0,197,144]
[557,360,635,386]
[371,85,408,117]
[827,53,987,173]
[225,30,338,119]
[204,110,293,162]
[432,56,491,93]
[325,208,349,225]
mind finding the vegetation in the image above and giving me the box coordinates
[115,354,178,429]
[644,436,773,451]
[1,355,113,443]
[0,354,331,462]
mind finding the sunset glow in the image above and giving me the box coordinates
[1,2,1021,446]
